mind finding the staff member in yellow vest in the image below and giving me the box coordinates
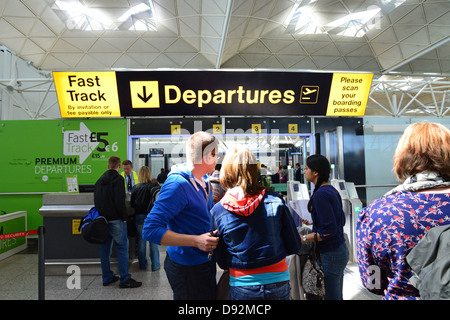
[121,160,139,193]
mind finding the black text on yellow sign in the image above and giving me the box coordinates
[171,125,181,135]
[53,71,121,118]
[212,124,222,134]
[326,73,373,116]
[288,124,298,133]
[130,81,160,108]
[55,71,374,118]
[252,124,262,134]
[72,219,81,235]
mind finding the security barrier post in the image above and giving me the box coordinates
[38,226,45,300]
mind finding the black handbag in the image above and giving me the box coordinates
[301,233,325,300]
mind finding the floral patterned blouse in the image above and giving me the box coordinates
[356,190,450,300]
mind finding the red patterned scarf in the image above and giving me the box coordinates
[221,187,265,216]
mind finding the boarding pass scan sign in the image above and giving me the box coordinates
[54,70,373,118]
[53,71,121,118]
[326,73,373,116]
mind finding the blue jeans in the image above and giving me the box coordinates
[135,214,160,271]
[230,281,290,300]
[100,220,131,285]
[320,242,349,300]
[164,253,216,300]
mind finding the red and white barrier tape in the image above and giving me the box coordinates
[0,229,38,240]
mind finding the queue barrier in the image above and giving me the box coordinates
[0,229,38,240]
[0,226,46,300]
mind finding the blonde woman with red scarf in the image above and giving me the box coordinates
[211,147,302,300]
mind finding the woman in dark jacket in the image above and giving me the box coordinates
[302,154,349,300]
[211,147,302,300]
[130,166,161,271]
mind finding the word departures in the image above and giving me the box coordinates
[54,70,373,118]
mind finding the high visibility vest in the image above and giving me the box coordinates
[121,171,139,192]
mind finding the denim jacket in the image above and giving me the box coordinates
[211,189,302,270]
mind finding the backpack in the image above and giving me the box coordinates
[78,207,109,244]
[146,184,160,213]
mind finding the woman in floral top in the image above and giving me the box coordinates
[356,122,450,300]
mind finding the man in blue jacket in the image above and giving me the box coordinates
[143,131,219,300]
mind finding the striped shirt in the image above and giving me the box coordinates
[229,259,290,286]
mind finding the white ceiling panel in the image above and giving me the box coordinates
[0,0,447,75]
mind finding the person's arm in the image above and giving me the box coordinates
[356,205,388,295]
[301,191,334,242]
[280,198,303,254]
[130,185,137,208]
[142,176,218,251]
[114,174,127,221]
[160,229,218,252]
[301,232,327,243]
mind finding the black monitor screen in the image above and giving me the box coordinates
[149,148,164,157]
[79,184,95,193]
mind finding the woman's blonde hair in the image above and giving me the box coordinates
[220,147,264,196]
[137,166,152,184]
[393,122,450,180]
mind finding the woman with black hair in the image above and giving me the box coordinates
[301,154,349,300]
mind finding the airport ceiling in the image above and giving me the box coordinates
[0,0,449,75]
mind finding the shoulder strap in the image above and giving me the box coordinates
[311,233,323,268]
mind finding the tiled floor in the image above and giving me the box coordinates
[0,240,380,300]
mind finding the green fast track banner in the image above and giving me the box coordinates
[0,119,127,230]
[0,119,127,193]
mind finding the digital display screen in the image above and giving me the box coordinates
[149,148,164,157]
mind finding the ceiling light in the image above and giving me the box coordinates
[48,0,157,32]
[284,0,407,37]
[325,8,381,37]
[118,2,157,31]
[284,1,324,35]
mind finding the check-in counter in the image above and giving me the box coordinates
[39,193,99,263]
[39,192,137,275]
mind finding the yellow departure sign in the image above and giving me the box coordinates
[326,73,373,116]
[54,70,373,118]
[53,71,121,118]
[130,81,160,108]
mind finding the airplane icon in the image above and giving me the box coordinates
[300,85,319,104]
[303,88,317,95]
